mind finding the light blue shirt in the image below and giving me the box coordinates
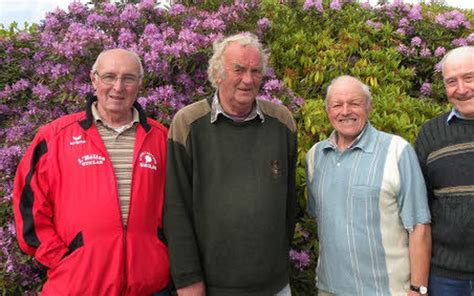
[306,123,430,295]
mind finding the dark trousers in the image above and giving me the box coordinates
[429,273,474,296]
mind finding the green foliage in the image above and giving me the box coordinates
[0,22,36,38]
[263,1,417,105]
[289,216,318,296]
[1,0,471,294]
[370,87,448,143]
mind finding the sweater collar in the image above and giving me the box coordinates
[209,92,264,123]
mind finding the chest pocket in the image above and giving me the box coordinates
[350,185,381,226]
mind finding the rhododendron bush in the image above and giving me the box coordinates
[1,0,473,294]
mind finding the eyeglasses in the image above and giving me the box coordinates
[94,71,141,86]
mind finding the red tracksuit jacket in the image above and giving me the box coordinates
[13,99,170,295]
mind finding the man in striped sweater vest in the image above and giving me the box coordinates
[415,46,474,295]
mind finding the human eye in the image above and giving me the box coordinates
[350,101,362,108]
[464,74,474,82]
[233,65,244,73]
[122,76,138,85]
[251,68,263,76]
[101,74,116,83]
[445,78,457,87]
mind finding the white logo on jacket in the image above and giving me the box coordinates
[139,152,157,170]
[70,135,86,146]
[77,154,106,166]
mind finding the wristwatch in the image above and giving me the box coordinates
[410,284,428,295]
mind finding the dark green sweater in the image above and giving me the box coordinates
[415,112,474,280]
[164,97,297,295]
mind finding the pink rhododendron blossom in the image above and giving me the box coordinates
[257,17,271,30]
[434,47,446,57]
[410,36,422,47]
[366,20,382,30]
[303,0,324,12]
[420,47,431,57]
[452,38,468,46]
[408,4,423,21]
[290,249,311,271]
[329,0,342,10]
[420,81,431,96]
[436,10,471,29]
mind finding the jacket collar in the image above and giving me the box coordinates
[79,96,151,132]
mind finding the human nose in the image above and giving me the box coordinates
[241,70,253,84]
[112,77,125,90]
[457,81,468,94]
[341,104,351,114]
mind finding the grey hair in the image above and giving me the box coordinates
[440,46,474,77]
[207,32,269,89]
[91,48,144,78]
[325,75,372,110]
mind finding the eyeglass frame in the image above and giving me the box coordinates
[93,71,142,86]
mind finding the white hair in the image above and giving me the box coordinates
[325,75,372,109]
[440,46,474,77]
[207,32,269,88]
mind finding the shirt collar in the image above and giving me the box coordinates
[322,122,376,153]
[210,92,265,123]
[447,108,466,124]
[92,101,139,133]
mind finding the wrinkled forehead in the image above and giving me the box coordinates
[443,53,474,76]
[328,81,367,102]
[223,43,263,68]
[96,51,141,75]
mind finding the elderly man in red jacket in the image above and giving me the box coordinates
[13,48,170,295]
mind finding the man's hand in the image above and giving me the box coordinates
[408,223,431,295]
[177,281,205,296]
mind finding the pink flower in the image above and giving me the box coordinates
[434,47,446,57]
[420,81,431,97]
[408,4,423,21]
[467,33,474,44]
[411,36,423,47]
[366,20,382,30]
[436,10,471,30]
[257,17,271,30]
[398,18,410,27]
[330,0,342,10]
[395,28,406,35]
[452,38,468,46]
[169,4,187,16]
[303,0,324,12]
[290,249,311,271]
[420,47,431,57]
[32,84,52,101]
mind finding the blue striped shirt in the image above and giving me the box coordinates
[306,123,430,295]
